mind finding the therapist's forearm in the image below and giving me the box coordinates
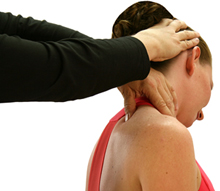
[0,13,150,103]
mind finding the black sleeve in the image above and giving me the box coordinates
[0,12,91,41]
[0,12,150,103]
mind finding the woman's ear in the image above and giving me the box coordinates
[186,46,201,76]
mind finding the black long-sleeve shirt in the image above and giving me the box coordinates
[0,12,150,102]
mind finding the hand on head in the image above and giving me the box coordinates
[133,19,200,61]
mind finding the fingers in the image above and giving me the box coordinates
[169,84,178,112]
[164,79,178,113]
[152,81,176,116]
[168,19,187,32]
[118,86,136,121]
[178,30,200,41]
[170,20,200,50]
[124,93,136,121]
[181,38,200,50]
[144,69,177,116]
[177,30,200,50]
[148,90,173,116]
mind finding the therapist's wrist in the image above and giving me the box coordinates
[133,32,159,61]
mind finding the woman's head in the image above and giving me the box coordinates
[112,1,212,68]
[112,1,213,127]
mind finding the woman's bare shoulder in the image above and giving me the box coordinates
[113,105,198,191]
[123,105,194,154]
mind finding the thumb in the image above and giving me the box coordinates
[124,91,136,121]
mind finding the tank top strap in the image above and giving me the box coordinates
[136,97,154,108]
[110,97,154,122]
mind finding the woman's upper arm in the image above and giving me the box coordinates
[136,120,198,191]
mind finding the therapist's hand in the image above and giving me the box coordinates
[118,68,177,121]
[133,19,200,61]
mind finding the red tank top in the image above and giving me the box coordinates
[88,97,215,191]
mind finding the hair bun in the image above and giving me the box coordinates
[112,20,134,38]
[111,1,174,39]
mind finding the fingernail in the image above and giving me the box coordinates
[125,113,131,122]
[125,114,129,122]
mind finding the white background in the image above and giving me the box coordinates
[1,0,219,190]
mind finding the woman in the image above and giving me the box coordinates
[86,1,215,191]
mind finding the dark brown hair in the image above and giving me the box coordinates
[112,1,212,68]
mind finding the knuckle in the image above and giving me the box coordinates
[176,37,182,45]
[124,99,134,110]
[156,99,167,108]
[184,40,191,48]
[170,85,175,92]
[175,19,182,26]
[165,98,174,108]
[124,103,132,110]
[172,35,181,46]
[146,78,157,89]
[184,30,191,38]
[156,79,163,89]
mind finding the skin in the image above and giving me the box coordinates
[86,46,213,191]
[119,19,201,119]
